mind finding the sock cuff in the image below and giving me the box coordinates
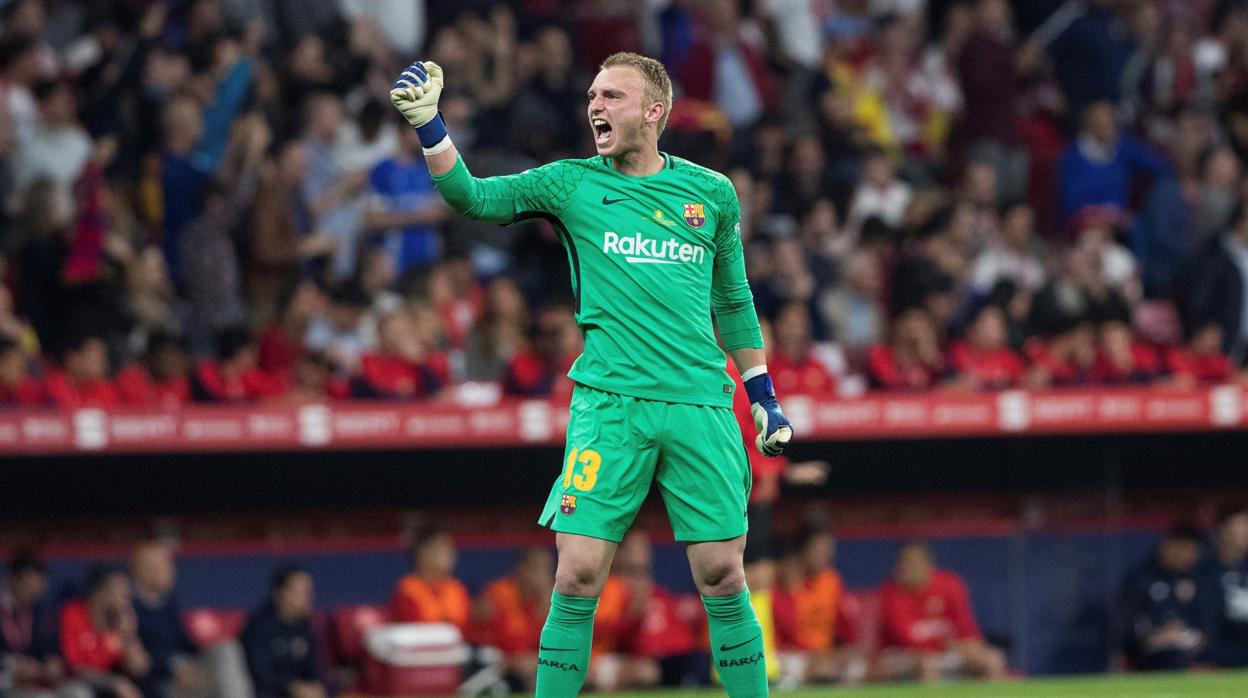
[551,591,598,621]
[701,588,753,620]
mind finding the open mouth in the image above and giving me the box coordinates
[592,118,613,146]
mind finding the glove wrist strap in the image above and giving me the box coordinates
[415,112,448,149]
[743,369,775,405]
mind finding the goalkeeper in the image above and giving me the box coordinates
[391,53,791,697]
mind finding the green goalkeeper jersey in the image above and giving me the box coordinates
[432,152,763,408]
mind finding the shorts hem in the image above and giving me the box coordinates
[673,526,748,543]
[540,518,627,543]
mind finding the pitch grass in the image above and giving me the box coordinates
[598,670,1248,697]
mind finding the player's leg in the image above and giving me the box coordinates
[658,402,767,697]
[535,386,659,697]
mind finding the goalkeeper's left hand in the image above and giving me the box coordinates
[744,371,792,456]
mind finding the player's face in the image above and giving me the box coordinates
[587,66,655,158]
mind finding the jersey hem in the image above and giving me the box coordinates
[568,375,734,409]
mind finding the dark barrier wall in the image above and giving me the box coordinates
[5,430,1248,519]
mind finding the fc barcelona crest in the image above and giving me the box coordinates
[560,494,578,515]
[683,203,706,228]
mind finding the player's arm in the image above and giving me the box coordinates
[389,60,562,223]
[712,184,792,456]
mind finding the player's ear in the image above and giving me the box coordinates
[645,101,664,128]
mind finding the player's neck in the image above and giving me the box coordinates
[610,147,664,177]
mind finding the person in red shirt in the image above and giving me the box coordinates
[191,326,288,402]
[470,548,554,691]
[1164,321,1241,386]
[390,527,471,633]
[772,528,863,686]
[1024,320,1098,388]
[44,334,121,409]
[1091,317,1162,385]
[60,565,150,698]
[591,531,700,691]
[502,305,580,400]
[866,308,946,391]
[768,302,837,396]
[871,543,1005,683]
[258,280,326,379]
[947,304,1027,390]
[353,311,444,400]
[0,336,44,406]
[115,333,191,408]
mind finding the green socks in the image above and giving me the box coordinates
[704,589,769,697]
[535,591,597,697]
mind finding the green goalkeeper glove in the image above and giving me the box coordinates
[390,60,447,149]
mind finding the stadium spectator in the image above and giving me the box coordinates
[678,0,777,130]
[1120,524,1206,671]
[258,282,325,380]
[502,304,579,399]
[463,276,529,382]
[1164,321,1240,386]
[819,251,885,356]
[866,309,946,391]
[1057,100,1170,225]
[0,549,83,698]
[1091,306,1163,386]
[772,528,863,686]
[0,36,41,145]
[352,310,444,400]
[390,527,470,634]
[1181,203,1248,364]
[847,147,912,231]
[241,565,327,698]
[1199,504,1248,668]
[304,282,372,376]
[768,302,837,396]
[592,530,699,691]
[115,333,191,409]
[59,565,150,698]
[190,326,286,403]
[0,335,43,406]
[13,78,89,190]
[44,333,120,409]
[130,539,250,698]
[362,117,449,276]
[470,548,554,692]
[872,543,1005,683]
[968,201,1047,296]
[947,303,1028,390]
[299,91,365,281]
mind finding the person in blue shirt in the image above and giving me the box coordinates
[130,541,203,698]
[363,123,449,277]
[1200,504,1248,668]
[1119,525,1205,670]
[1058,100,1170,225]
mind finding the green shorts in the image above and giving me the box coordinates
[538,384,752,543]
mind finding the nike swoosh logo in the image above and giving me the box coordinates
[601,195,631,205]
[540,644,576,652]
[719,634,761,652]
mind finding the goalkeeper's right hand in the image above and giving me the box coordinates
[390,60,448,150]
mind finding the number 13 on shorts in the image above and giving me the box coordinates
[563,447,601,491]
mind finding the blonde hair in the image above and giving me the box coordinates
[600,52,673,135]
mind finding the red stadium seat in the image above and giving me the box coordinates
[836,589,882,652]
[183,608,247,649]
[333,604,391,664]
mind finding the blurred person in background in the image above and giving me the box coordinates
[131,540,248,698]
[968,201,1047,297]
[1181,202,1248,364]
[872,543,1005,683]
[115,333,190,409]
[390,526,469,634]
[299,91,366,282]
[13,78,90,190]
[1200,504,1248,668]
[866,308,946,391]
[462,276,529,383]
[257,281,325,380]
[241,565,323,698]
[304,281,372,376]
[678,0,777,132]
[1058,100,1170,225]
[847,147,912,231]
[1120,524,1206,671]
[819,251,885,357]
[352,309,444,400]
[190,326,285,403]
[502,304,579,400]
[470,548,554,692]
[768,302,837,396]
[0,335,44,406]
[947,303,1028,391]
[44,333,119,408]
[1163,320,1241,387]
[1,549,83,698]
[1090,299,1162,386]
[362,116,449,279]
[772,528,863,687]
[592,531,699,691]
[60,565,150,698]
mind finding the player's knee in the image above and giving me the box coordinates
[694,561,745,596]
[554,561,606,596]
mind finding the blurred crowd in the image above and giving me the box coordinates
[5,504,1248,696]
[8,0,1248,409]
